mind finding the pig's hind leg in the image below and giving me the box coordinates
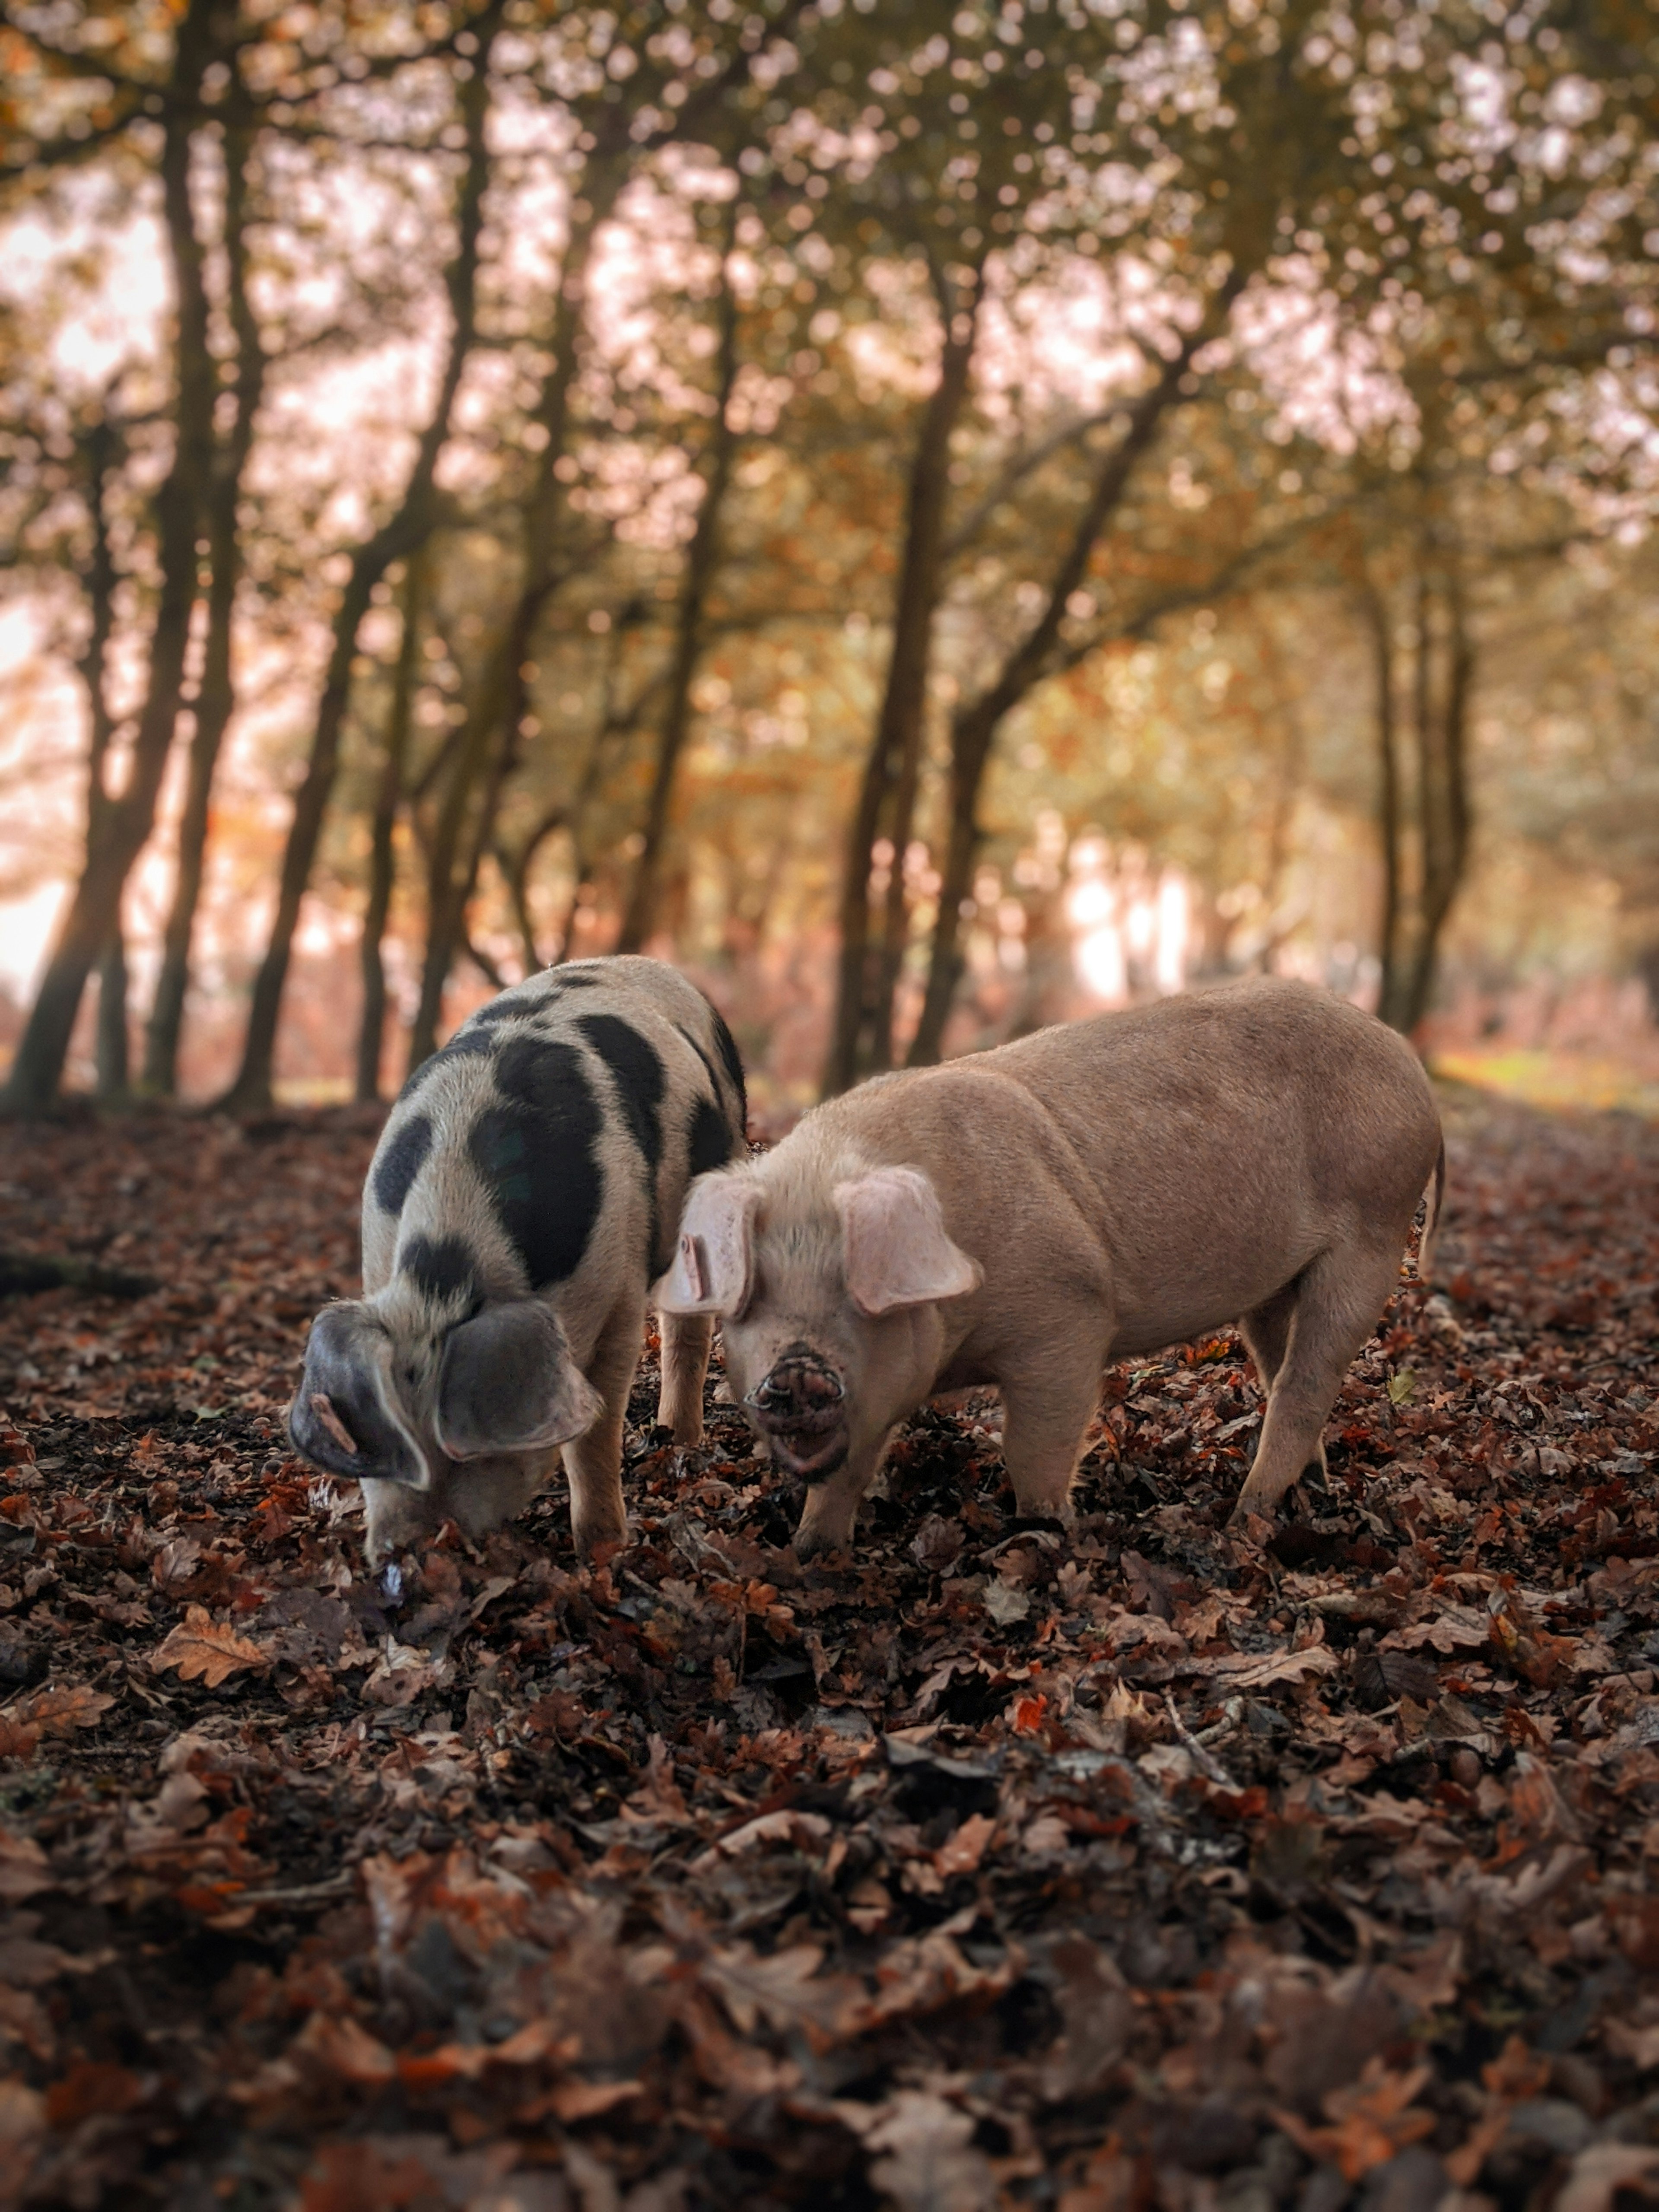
[657,1309,714,1445]
[1238,1281,1327,1484]
[561,1300,643,1558]
[1230,1242,1399,1524]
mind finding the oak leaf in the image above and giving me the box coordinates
[7,1685,115,1739]
[150,1607,268,1688]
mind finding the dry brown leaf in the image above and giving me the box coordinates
[1273,2060,1437,2181]
[1554,2144,1659,2212]
[860,2090,998,2212]
[700,1942,867,2051]
[933,1812,996,1877]
[150,1606,269,1688]
[1182,1645,1339,1690]
[289,2012,394,2085]
[3,1684,115,1742]
[0,1831,52,1905]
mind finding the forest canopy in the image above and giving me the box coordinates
[0,0,1655,1114]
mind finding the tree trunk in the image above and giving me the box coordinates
[407,655,515,1069]
[823,263,983,1098]
[1369,536,1475,1038]
[546,620,661,964]
[219,26,499,1115]
[355,552,426,1101]
[1397,561,1474,1033]
[906,278,1244,1071]
[1,1,225,1116]
[95,932,130,1102]
[1365,576,1407,1026]
[505,805,566,977]
[143,127,265,1098]
[405,177,613,1073]
[617,244,741,955]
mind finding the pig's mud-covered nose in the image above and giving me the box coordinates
[745,1349,848,1481]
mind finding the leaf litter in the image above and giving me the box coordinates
[0,1088,1654,2208]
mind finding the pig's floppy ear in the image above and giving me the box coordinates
[435,1300,601,1461]
[289,1303,430,1489]
[656,1173,760,1317]
[835,1166,983,1318]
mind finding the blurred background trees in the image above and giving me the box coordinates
[0,0,1654,1119]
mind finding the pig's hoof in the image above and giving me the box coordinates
[794,1528,852,1563]
[572,1522,628,1562]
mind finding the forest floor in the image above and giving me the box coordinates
[0,1087,1656,2212]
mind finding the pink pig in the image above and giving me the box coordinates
[658,979,1443,1557]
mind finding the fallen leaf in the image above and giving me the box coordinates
[861,2089,998,2212]
[933,1812,996,1877]
[289,2011,395,2085]
[1554,2143,1659,2212]
[1,1684,115,1741]
[1273,2061,1437,2182]
[984,1580,1032,1626]
[1182,1646,1339,1690]
[150,1606,269,1688]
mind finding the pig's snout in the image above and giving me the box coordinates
[744,1348,848,1482]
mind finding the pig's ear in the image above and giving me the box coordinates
[656,1174,759,1317]
[435,1301,601,1461]
[289,1303,430,1489]
[835,1166,983,1318]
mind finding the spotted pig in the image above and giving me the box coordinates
[289,955,747,1561]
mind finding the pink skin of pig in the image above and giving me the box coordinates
[657,979,1444,1559]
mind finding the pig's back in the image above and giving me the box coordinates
[838,980,1438,1355]
[360,959,746,1338]
[983,978,1435,1197]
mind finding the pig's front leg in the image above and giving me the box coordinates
[657,1308,713,1446]
[999,1349,1102,1525]
[561,1298,643,1558]
[793,1432,893,1559]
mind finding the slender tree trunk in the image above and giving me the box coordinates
[1,2,225,1116]
[406,177,612,1073]
[143,129,265,1097]
[355,553,426,1101]
[220,26,499,1114]
[906,277,1245,1070]
[1365,577,1407,1026]
[617,245,741,955]
[866,689,929,1073]
[407,655,515,1067]
[823,264,983,1098]
[505,805,566,976]
[95,932,130,1101]
[1398,561,1474,1033]
[547,632,658,963]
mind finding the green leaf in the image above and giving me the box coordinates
[1387,1370,1417,1407]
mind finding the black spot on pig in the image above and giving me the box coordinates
[577,1014,666,1268]
[675,1025,727,1112]
[470,1039,603,1287]
[396,1026,495,1104]
[576,1016,665,1173]
[706,1001,748,1122]
[400,1233,477,1303]
[463,996,531,1029]
[689,1095,734,1179]
[373,1112,433,1217]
